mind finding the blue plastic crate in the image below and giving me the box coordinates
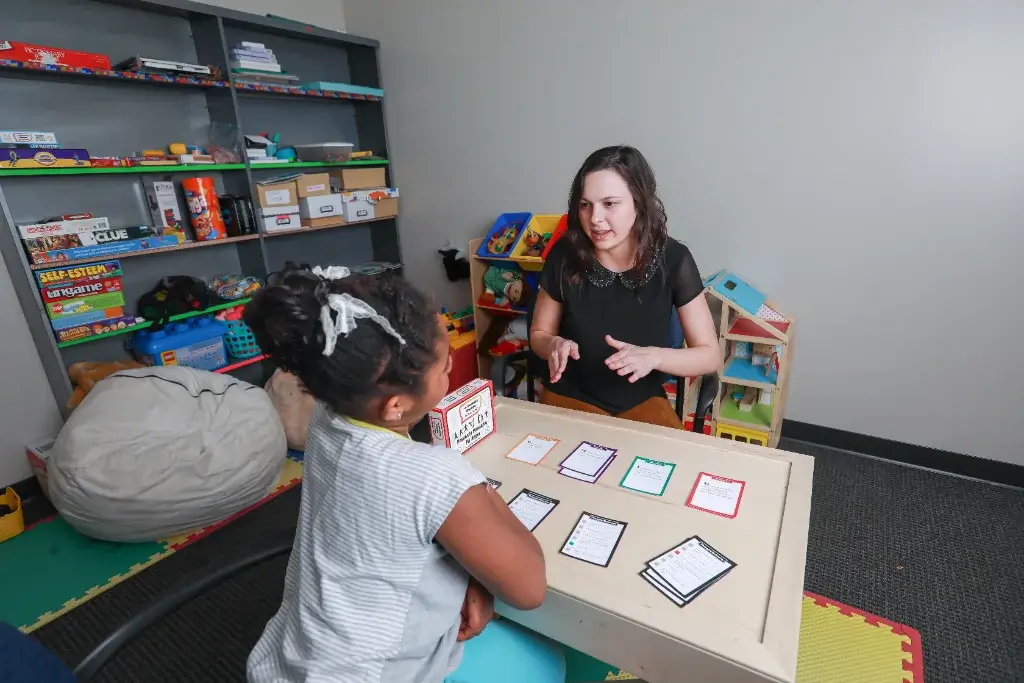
[476,212,532,259]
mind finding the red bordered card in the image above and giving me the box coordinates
[684,472,746,519]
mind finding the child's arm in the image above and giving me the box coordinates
[436,483,547,611]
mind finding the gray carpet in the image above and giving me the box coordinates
[30,441,1024,682]
[784,438,1024,683]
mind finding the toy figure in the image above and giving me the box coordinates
[481,266,523,308]
[522,230,550,258]
[487,223,520,255]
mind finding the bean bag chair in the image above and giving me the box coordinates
[47,366,287,542]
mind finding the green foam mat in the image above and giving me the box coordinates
[0,516,169,630]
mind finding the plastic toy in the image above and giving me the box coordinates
[66,359,145,409]
[207,274,262,300]
[481,266,523,308]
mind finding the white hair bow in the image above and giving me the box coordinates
[312,265,406,356]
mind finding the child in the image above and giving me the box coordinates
[244,265,563,683]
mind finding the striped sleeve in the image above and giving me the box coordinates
[406,444,487,545]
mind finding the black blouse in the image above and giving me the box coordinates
[538,236,704,414]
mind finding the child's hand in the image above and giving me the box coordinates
[457,577,494,641]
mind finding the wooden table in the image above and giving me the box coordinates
[465,397,814,683]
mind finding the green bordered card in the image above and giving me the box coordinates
[618,456,676,496]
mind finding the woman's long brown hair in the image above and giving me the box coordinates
[564,145,668,282]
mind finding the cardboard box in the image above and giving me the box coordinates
[46,291,126,320]
[143,179,187,242]
[299,193,344,220]
[295,172,331,198]
[54,315,143,344]
[23,226,158,263]
[35,260,122,289]
[330,166,387,191]
[259,212,302,233]
[40,276,123,304]
[302,216,345,229]
[256,180,297,209]
[26,438,57,500]
[0,148,91,169]
[0,40,111,70]
[26,235,179,265]
[464,398,815,683]
[341,188,399,223]
[428,378,495,453]
[18,217,110,239]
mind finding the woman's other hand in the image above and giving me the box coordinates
[604,336,663,383]
[548,336,580,383]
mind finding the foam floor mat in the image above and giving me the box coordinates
[0,458,302,633]
[564,591,924,683]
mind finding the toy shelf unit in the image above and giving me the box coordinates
[702,270,795,449]
[0,0,402,417]
[468,214,564,382]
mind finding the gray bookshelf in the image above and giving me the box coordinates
[0,0,400,415]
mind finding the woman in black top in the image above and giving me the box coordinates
[531,145,719,429]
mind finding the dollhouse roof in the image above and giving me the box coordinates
[702,270,791,343]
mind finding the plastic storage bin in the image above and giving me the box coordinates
[511,214,563,271]
[476,212,532,259]
[0,487,24,543]
[131,317,229,371]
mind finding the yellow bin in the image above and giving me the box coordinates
[511,214,562,271]
[0,487,25,543]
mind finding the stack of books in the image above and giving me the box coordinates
[229,42,299,88]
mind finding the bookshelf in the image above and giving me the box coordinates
[0,0,401,415]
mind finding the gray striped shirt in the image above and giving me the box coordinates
[247,405,486,683]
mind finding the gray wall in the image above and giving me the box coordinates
[345,0,1024,464]
[0,0,348,487]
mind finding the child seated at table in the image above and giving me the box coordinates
[244,265,564,683]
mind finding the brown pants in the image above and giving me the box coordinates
[540,387,685,430]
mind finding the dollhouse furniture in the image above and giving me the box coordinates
[700,270,795,449]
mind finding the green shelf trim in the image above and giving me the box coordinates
[55,298,252,349]
[0,164,247,177]
[250,160,390,170]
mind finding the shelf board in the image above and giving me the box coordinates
[263,216,393,238]
[29,234,260,270]
[249,160,388,171]
[55,298,253,349]
[0,163,247,177]
[724,316,790,343]
[477,304,527,316]
[722,356,778,391]
[718,390,775,430]
[215,354,267,374]
[0,58,230,90]
[0,59,382,102]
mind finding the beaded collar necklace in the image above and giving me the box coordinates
[582,242,665,290]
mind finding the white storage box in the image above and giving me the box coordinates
[299,193,344,220]
[341,188,399,223]
[259,212,302,233]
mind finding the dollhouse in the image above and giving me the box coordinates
[678,270,795,449]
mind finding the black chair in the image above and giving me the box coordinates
[491,301,719,433]
[1,533,294,683]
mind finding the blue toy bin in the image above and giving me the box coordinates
[476,212,533,259]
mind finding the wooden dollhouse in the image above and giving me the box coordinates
[678,270,794,449]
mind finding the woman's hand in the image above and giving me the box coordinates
[458,577,495,642]
[604,336,663,383]
[548,336,580,383]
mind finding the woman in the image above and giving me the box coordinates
[530,145,720,429]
